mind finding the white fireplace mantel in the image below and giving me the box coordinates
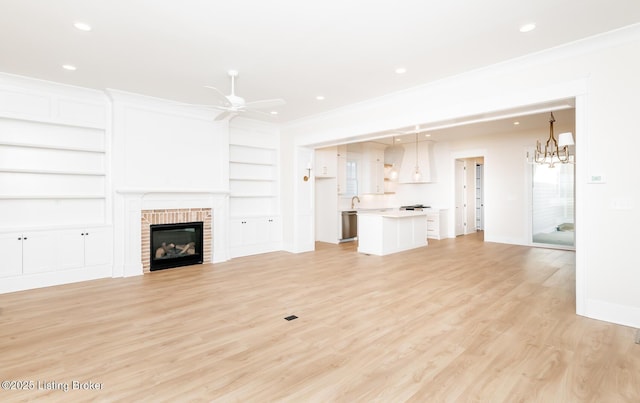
[112,189,229,278]
[116,188,230,195]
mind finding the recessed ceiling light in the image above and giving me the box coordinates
[73,22,92,31]
[270,111,278,115]
[519,23,536,33]
[395,138,401,142]
[316,95,325,101]
[424,133,431,137]
[514,121,520,125]
[62,64,77,71]
[395,67,407,74]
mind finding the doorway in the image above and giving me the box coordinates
[455,157,484,236]
[531,161,575,249]
[475,162,484,230]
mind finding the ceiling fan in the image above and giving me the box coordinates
[204,70,285,121]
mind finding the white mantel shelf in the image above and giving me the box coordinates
[116,188,230,195]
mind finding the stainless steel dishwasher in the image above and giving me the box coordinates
[341,210,357,241]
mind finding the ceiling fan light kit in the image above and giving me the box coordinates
[203,70,286,121]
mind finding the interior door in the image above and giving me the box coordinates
[455,159,465,236]
[475,163,484,231]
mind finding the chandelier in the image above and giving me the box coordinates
[534,112,574,167]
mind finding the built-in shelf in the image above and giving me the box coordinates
[229,178,275,182]
[115,188,228,195]
[229,160,275,167]
[0,195,106,200]
[0,141,104,153]
[0,168,105,176]
[229,194,277,198]
[0,114,105,131]
[229,146,278,216]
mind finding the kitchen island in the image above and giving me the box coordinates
[357,209,427,256]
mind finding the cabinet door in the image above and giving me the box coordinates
[23,230,83,274]
[229,218,246,248]
[250,218,271,245]
[84,227,112,267]
[0,232,23,277]
[361,145,385,194]
[337,145,347,194]
[230,218,269,247]
[266,216,281,242]
[58,230,86,270]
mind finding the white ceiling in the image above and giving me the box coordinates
[0,0,639,123]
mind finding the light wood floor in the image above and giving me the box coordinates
[1,233,638,402]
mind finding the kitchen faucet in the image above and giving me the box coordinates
[351,195,361,210]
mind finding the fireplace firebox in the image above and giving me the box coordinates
[150,222,204,271]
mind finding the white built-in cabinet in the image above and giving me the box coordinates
[1,227,112,278]
[315,146,337,178]
[229,216,281,256]
[361,143,385,194]
[229,119,282,258]
[0,75,113,293]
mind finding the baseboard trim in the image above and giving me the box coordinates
[584,298,640,329]
[0,265,111,294]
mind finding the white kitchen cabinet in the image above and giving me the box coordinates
[398,141,436,183]
[337,145,347,194]
[426,209,448,240]
[230,216,282,258]
[315,146,337,178]
[360,143,385,194]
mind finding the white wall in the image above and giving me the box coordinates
[281,24,640,328]
[108,90,227,192]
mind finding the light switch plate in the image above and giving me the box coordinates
[588,174,606,184]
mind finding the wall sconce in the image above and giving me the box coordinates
[303,163,311,181]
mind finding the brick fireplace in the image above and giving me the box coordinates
[141,208,212,273]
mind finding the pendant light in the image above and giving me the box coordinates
[384,136,404,181]
[412,132,422,182]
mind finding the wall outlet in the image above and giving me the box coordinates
[609,198,634,211]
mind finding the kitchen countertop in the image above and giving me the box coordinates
[356,209,427,218]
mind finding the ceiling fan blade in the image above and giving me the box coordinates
[214,110,236,121]
[204,85,232,107]
[241,109,278,120]
[243,98,286,110]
